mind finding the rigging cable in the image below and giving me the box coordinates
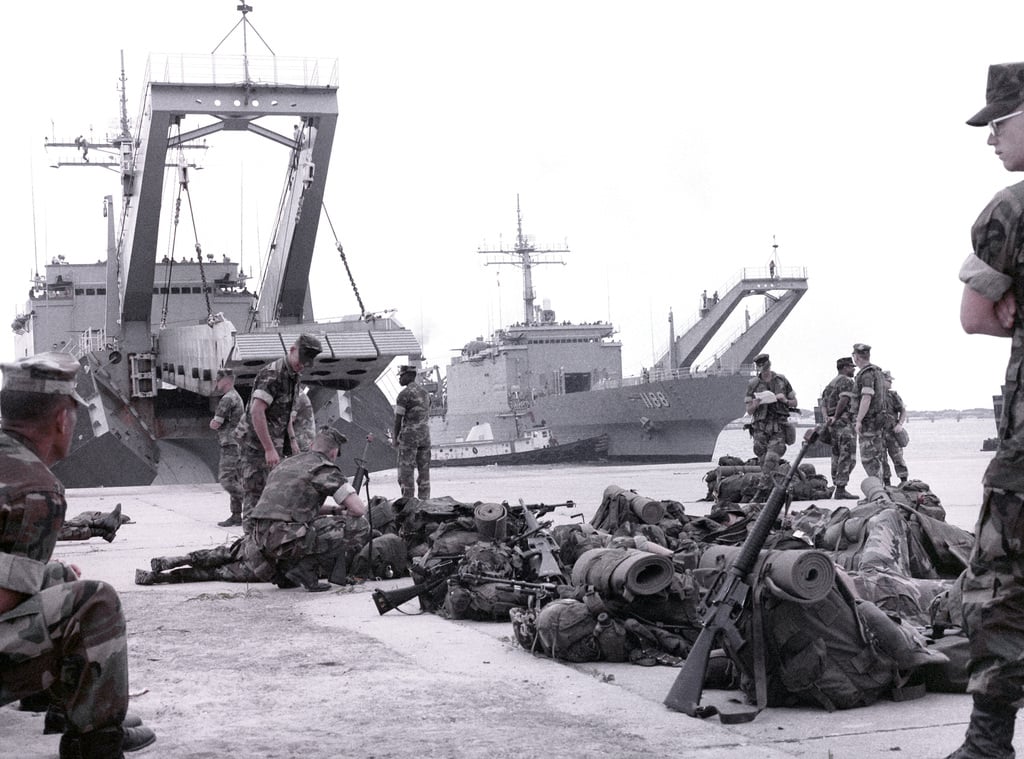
[322,204,367,319]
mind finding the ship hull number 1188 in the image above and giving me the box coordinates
[639,390,670,409]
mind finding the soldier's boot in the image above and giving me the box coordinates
[943,695,1017,759]
[151,555,190,572]
[283,559,332,592]
[44,707,142,735]
[833,486,858,500]
[18,691,50,712]
[60,723,156,758]
[90,503,123,543]
[217,513,242,527]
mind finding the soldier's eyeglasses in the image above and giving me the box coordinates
[990,111,1024,137]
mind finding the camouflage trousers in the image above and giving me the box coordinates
[750,425,787,474]
[238,445,273,530]
[881,429,909,484]
[218,443,245,516]
[154,539,272,583]
[857,423,886,479]
[0,579,128,732]
[252,514,370,578]
[397,443,431,499]
[829,424,857,488]
[960,488,1024,704]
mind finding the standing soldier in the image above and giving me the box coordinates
[0,353,155,757]
[393,364,431,499]
[946,61,1024,759]
[234,334,322,532]
[852,343,887,479]
[821,356,859,499]
[880,370,910,486]
[743,353,797,477]
[210,367,245,527]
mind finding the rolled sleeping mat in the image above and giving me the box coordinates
[600,484,666,525]
[473,502,507,541]
[861,476,888,503]
[571,547,675,599]
[713,465,765,478]
[699,545,835,603]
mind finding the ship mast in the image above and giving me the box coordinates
[478,195,569,326]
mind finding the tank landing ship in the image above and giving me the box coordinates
[13,9,420,486]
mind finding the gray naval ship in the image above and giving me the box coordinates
[428,203,809,464]
[11,6,421,487]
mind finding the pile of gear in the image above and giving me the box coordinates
[372,473,977,713]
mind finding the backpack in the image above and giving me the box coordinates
[724,567,938,712]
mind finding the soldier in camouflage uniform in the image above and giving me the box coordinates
[250,426,368,591]
[57,504,126,542]
[234,334,322,533]
[288,385,316,454]
[743,354,797,477]
[820,356,859,499]
[880,371,910,486]
[852,343,887,480]
[134,535,273,586]
[393,364,431,499]
[0,353,155,758]
[210,368,246,527]
[946,62,1024,759]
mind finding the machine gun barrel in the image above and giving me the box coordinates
[663,426,821,718]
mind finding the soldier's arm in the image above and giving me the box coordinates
[250,398,279,467]
[961,284,1014,337]
[321,482,366,517]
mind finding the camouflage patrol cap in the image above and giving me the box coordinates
[882,370,893,380]
[397,364,418,376]
[853,343,871,355]
[296,333,322,361]
[1,352,86,405]
[316,425,348,449]
[753,353,770,366]
[836,356,854,370]
[967,63,1024,126]
[216,367,233,379]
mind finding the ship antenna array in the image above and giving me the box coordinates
[478,194,569,326]
[211,3,276,86]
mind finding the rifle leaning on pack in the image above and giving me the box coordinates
[510,499,571,584]
[371,556,460,615]
[663,425,822,719]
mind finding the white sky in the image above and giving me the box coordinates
[2,1,1023,413]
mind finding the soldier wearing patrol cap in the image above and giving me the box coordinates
[820,356,858,499]
[210,367,246,527]
[249,424,367,591]
[393,364,431,499]
[851,343,887,480]
[880,370,909,486]
[0,353,156,756]
[948,60,1024,759]
[233,333,323,533]
[743,353,798,477]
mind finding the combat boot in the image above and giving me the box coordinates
[90,503,123,543]
[283,560,332,592]
[217,513,242,527]
[944,695,1017,759]
[833,486,858,500]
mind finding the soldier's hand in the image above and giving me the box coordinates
[265,448,281,468]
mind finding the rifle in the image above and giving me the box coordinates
[663,425,821,718]
[351,434,373,580]
[513,498,569,584]
[371,556,459,615]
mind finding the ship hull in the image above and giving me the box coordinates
[431,434,609,467]
[430,374,749,465]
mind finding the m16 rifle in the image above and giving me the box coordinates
[663,426,821,720]
[371,556,460,615]
[509,498,571,584]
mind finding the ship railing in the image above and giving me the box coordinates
[145,54,340,89]
[67,328,115,360]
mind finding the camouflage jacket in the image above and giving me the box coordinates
[234,356,301,453]
[821,373,857,425]
[883,389,905,429]
[0,430,65,595]
[249,450,354,523]
[745,372,795,425]
[396,382,431,446]
[213,388,245,447]
[855,363,887,422]
[290,391,315,453]
[960,179,1024,489]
